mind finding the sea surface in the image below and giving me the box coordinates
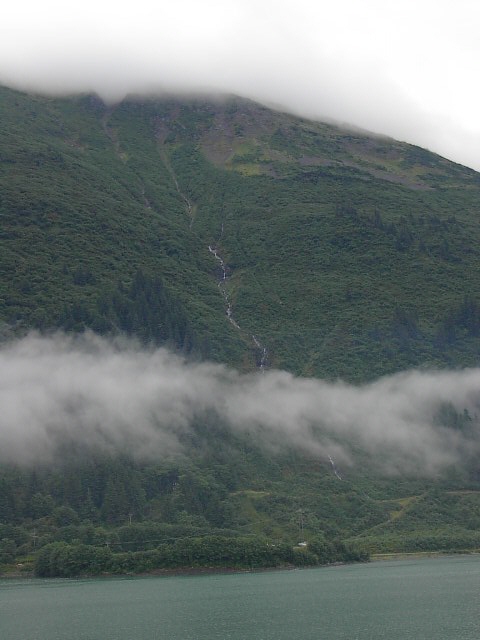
[1,555,479,639]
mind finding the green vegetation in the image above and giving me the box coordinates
[2,86,480,574]
[2,86,480,378]
[0,446,372,577]
[1,444,479,576]
[34,536,367,578]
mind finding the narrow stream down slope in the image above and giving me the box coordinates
[208,241,268,370]
[207,244,240,330]
[163,156,268,370]
[328,455,343,480]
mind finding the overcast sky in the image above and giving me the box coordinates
[1,1,479,169]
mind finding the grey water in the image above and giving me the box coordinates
[1,556,480,639]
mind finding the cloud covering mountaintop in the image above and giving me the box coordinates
[1,0,479,170]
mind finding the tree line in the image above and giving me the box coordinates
[35,535,369,578]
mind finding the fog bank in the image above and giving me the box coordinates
[1,332,479,474]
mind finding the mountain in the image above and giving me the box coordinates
[1,85,480,575]
[2,86,480,379]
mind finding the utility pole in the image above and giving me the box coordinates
[297,509,305,540]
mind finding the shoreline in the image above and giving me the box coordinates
[2,550,480,580]
[0,561,352,581]
[371,550,480,562]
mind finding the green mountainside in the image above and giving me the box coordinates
[2,86,480,378]
[2,85,480,575]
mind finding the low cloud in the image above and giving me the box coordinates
[1,332,480,475]
[1,1,480,170]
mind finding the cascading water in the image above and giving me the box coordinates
[328,455,342,480]
[160,152,268,368]
[208,243,268,370]
[208,244,240,330]
[252,335,268,370]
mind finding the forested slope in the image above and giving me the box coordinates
[2,86,480,575]
[2,86,480,378]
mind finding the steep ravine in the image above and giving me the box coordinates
[208,240,269,370]
[162,155,268,369]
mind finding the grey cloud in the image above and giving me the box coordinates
[0,1,479,170]
[1,332,479,474]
